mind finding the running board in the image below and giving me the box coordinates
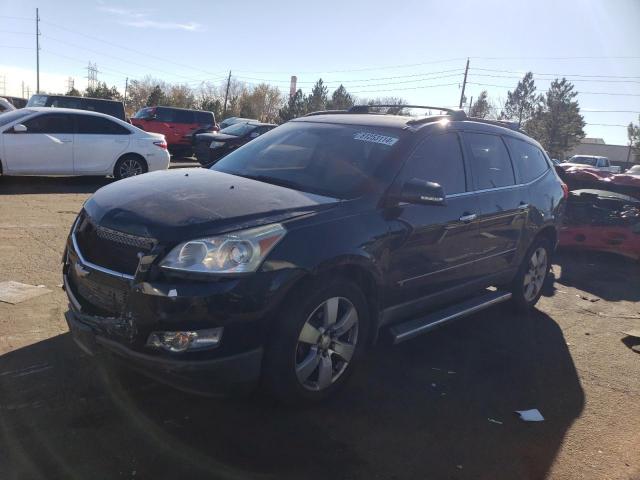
[389,290,512,344]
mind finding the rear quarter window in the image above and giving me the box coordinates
[195,111,214,124]
[173,109,195,123]
[504,137,550,183]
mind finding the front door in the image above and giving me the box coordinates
[73,114,131,174]
[2,113,74,174]
[386,132,484,312]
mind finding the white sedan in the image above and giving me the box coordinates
[0,107,170,179]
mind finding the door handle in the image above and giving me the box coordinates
[60,139,72,143]
[459,213,477,223]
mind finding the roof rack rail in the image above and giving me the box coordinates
[304,109,350,117]
[467,117,521,131]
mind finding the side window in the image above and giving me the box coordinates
[400,132,467,195]
[50,97,82,109]
[174,110,195,124]
[465,133,515,189]
[156,108,175,122]
[76,115,130,135]
[504,137,549,183]
[23,114,74,134]
[195,111,214,124]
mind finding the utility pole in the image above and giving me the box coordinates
[86,62,98,90]
[468,96,473,114]
[124,77,128,109]
[36,8,40,94]
[458,58,469,109]
[66,77,75,94]
[223,70,231,117]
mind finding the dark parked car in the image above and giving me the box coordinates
[26,94,126,121]
[218,116,257,130]
[132,106,217,156]
[63,105,566,404]
[193,121,276,166]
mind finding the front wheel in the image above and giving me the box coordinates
[510,237,551,311]
[262,279,369,404]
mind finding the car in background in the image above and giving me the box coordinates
[193,121,276,166]
[0,98,16,113]
[0,107,169,179]
[218,116,257,130]
[27,94,126,122]
[3,96,28,109]
[131,106,217,157]
[561,155,621,173]
[625,164,640,176]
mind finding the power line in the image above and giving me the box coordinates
[471,67,640,79]
[40,20,228,80]
[469,72,640,84]
[467,82,640,96]
[347,82,460,95]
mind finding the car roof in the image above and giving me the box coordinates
[26,106,122,117]
[292,112,542,147]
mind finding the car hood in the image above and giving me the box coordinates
[83,168,340,242]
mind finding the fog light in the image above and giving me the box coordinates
[146,328,223,353]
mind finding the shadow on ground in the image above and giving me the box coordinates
[0,305,583,480]
[554,249,640,302]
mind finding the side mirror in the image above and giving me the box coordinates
[398,178,446,206]
[13,124,27,133]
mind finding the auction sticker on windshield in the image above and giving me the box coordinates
[353,132,399,146]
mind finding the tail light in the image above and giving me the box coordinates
[561,182,569,199]
[153,140,167,150]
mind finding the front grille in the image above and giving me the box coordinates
[69,262,129,314]
[74,212,156,276]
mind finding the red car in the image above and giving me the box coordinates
[132,106,217,156]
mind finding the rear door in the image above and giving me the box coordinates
[73,114,131,174]
[462,132,528,277]
[386,132,483,308]
[2,113,74,174]
[173,109,197,145]
[155,107,180,145]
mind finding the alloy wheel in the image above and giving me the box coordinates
[119,158,144,178]
[295,296,359,391]
[523,247,548,302]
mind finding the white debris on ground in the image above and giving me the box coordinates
[0,281,52,305]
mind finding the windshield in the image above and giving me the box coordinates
[133,107,155,119]
[219,122,256,136]
[570,156,598,166]
[26,95,47,107]
[0,109,34,128]
[212,121,403,198]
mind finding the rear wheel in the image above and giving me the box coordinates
[510,237,551,310]
[262,279,369,404]
[114,154,147,180]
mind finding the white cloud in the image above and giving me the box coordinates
[122,19,202,31]
[97,4,202,32]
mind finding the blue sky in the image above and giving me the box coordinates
[1,0,639,145]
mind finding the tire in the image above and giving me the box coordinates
[262,278,370,405]
[113,154,148,180]
[510,237,552,311]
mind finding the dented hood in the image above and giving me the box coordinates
[83,168,339,242]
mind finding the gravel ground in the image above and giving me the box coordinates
[1,173,639,480]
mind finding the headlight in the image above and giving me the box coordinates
[210,141,225,148]
[159,223,286,275]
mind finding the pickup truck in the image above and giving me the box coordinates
[561,155,621,173]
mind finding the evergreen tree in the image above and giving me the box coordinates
[278,89,307,122]
[500,72,538,126]
[328,84,354,110]
[85,81,121,100]
[146,85,165,106]
[469,90,491,118]
[526,78,585,159]
[306,79,328,112]
[66,87,81,97]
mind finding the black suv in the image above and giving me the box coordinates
[63,106,566,403]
